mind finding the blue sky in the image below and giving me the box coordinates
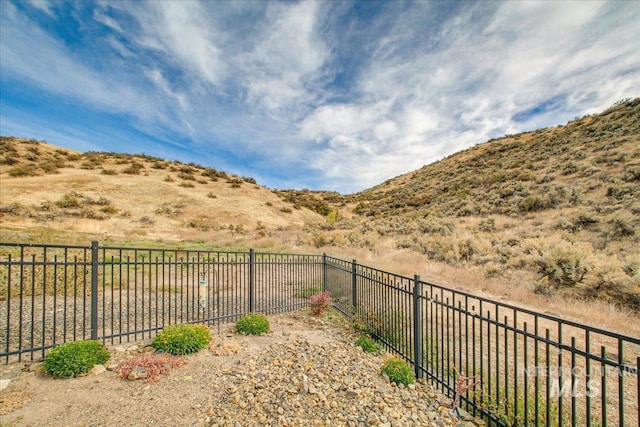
[1,1,639,193]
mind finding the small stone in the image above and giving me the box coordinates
[127,367,147,380]
[91,364,107,375]
[346,388,360,398]
[106,363,119,372]
[456,407,474,421]
[367,413,379,425]
[0,367,21,380]
[115,346,126,353]
[28,363,45,373]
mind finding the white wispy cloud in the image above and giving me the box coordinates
[0,1,638,193]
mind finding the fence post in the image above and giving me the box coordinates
[322,253,327,292]
[249,249,255,312]
[413,274,423,380]
[90,241,99,340]
[351,259,358,308]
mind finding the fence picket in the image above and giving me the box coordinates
[1,242,638,426]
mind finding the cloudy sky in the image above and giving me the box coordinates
[1,1,639,193]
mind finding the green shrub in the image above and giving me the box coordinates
[235,313,270,335]
[381,357,415,385]
[152,323,211,355]
[44,340,110,378]
[356,335,380,353]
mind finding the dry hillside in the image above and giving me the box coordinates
[0,138,323,243]
[298,99,640,309]
[1,99,639,313]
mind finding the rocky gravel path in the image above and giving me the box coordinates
[1,310,485,427]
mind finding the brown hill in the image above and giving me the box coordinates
[300,99,640,309]
[0,137,323,243]
[1,99,639,310]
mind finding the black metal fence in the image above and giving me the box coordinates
[1,242,638,426]
[0,242,323,363]
[325,255,640,427]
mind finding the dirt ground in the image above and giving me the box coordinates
[0,311,346,426]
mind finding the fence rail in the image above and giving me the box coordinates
[1,242,323,363]
[324,255,640,427]
[1,242,638,426]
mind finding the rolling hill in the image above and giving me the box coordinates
[0,137,323,244]
[292,98,640,308]
[1,98,639,309]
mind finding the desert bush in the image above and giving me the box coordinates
[100,205,118,215]
[535,240,593,287]
[584,254,631,299]
[179,181,194,188]
[55,192,83,209]
[478,217,496,232]
[235,313,270,335]
[44,340,110,378]
[310,232,330,248]
[414,235,459,263]
[608,216,635,238]
[152,323,210,355]
[356,335,380,353]
[117,353,184,383]
[458,237,479,262]
[123,162,143,174]
[417,217,456,236]
[39,160,60,174]
[139,216,154,224]
[308,290,331,315]
[1,155,18,165]
[381,357,414,386]
[8,165,38,177]
[518,196,545,212]
[187,218,217,231]
[622,254,640,277]
[177,172,195,181]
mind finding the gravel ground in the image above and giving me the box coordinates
[1,311,486,427]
